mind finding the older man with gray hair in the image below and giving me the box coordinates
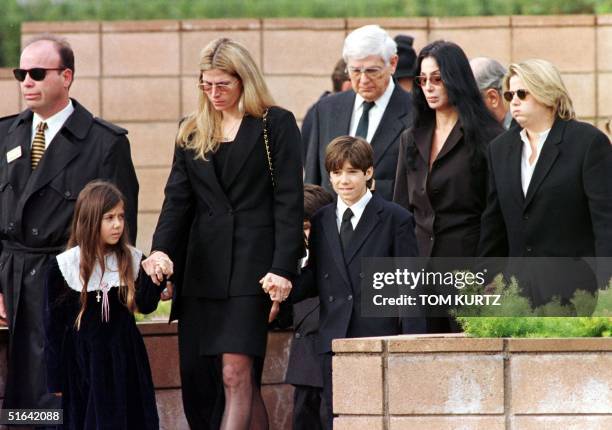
[470,56,513,129]
[304,24,413,200]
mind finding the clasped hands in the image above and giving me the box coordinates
[260,273,292,322]
[141,251,175,301]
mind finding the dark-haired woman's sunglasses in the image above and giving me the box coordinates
[13,67,65,82]
[414,74,443,87]
[503,89,529,102]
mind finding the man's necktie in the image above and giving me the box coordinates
[31,122,47,170]
[340,208,354,252]
[355,101,375,139]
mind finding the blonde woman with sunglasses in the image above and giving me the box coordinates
[478,59,612,308]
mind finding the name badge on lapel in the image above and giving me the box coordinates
[6,146,22,163]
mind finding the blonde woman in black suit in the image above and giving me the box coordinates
[142,38,303,429]
[479,59,612,306]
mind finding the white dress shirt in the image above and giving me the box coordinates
[336,189,373,232]
[520,127,551,196]
[31,100,75,149]
[349,78,395,143]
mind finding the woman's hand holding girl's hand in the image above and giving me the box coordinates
[259,272,292,302]
[142,251,174,285]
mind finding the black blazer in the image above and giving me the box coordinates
[151,107,304,302]
[304,84,413,200]
[394,120,503,257]
[290,193,425,354]
[478,118,612,302]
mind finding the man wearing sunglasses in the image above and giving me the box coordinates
[0,34,139,411]
[304,24,413,201]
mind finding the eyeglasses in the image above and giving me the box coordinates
[346,66,385,79]
[13,67,66,82]
[414,74,443,87]
[198,79,239,93]
[503,89,529,102]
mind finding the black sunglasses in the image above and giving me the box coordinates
[503,89,529,102]
[13,67,66,82]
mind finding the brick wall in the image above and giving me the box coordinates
[332,335,612,430]
[0,16,609,251]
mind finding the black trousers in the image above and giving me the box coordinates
[320,353,334,430]
[292,385,325,430]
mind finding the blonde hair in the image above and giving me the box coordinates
[502,59,575,120]
[177,38,275,159]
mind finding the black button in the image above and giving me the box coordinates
[359,272,364,279]
[323,273,329,279]
[39,190,45,197]
[328,296,334,302]
[347,295,353,301]
[64,190,71,198]
[526,246,533,252]
[295,333,302,339]
[30,269,36,276]
[31,228,38,236]
[523,214,529,220]
[8,222,14,231]
[430,236,434,241]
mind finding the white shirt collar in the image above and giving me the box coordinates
[32,99,74,148]
[519,127,551,196]
[336,189,373,231]
[56,245,143,293]
[353,77,395,113]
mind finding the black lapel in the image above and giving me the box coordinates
[5,110,34,196]
[321,204,351,288]
[370,85,411,164]
[506,134,525,207]
[344,193,382,265]
[190,152,232,211]
[524,118,564,209]
[23,103,94,199]
[222,115,262,191]
[330,91,354,138]
[433,121,463,163]
[413,123,433,167]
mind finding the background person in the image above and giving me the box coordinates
[143,38,303,429]
[304,24,414,200]
[393,34,417,93]
[0,34,139,410]
[393,41,503,332]
[470,56,513,129]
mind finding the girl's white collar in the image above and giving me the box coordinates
[56,246,142,293]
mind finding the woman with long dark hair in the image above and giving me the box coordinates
[393,40,503,332]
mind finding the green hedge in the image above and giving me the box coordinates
[2,0,612,66]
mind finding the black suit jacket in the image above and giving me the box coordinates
[394,120,503,257]
[478,118,612,302]
[304,84,413,200]
[0,98,139,409]
[290,193,426,354]
[151,107,304,305]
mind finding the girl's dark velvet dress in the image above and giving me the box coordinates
[44,257,162,430]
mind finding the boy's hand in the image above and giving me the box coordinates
[268,301,280,323]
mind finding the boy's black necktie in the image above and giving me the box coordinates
[340,208,354,252]
[355,101,375,139]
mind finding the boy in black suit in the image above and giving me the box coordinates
[285,185,333,430]
[268,136,425,429]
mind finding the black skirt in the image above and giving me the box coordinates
[182,294,271,358]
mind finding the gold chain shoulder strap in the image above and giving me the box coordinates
[262,108,275,188]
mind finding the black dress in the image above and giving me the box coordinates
[195,141,270,358]
[44,257,162,430]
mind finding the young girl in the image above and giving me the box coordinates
[44,181,161,430]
